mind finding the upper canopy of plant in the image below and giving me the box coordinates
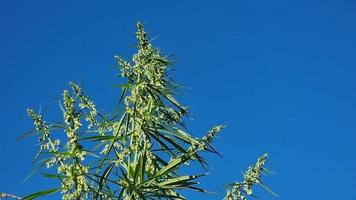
[5,22,273,200]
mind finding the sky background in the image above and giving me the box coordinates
[0,0,355,199]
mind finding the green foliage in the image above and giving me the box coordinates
[5,22,274,200]
[224,154,276,200]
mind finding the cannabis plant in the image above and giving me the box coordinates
[1,22,273,200]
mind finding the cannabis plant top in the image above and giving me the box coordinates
[2,22,273,200]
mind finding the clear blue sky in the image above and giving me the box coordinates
[0,0,355,199]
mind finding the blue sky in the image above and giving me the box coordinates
[1,0,355,199]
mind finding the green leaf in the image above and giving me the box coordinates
[22,188,60,200]
[158,174,205,187]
